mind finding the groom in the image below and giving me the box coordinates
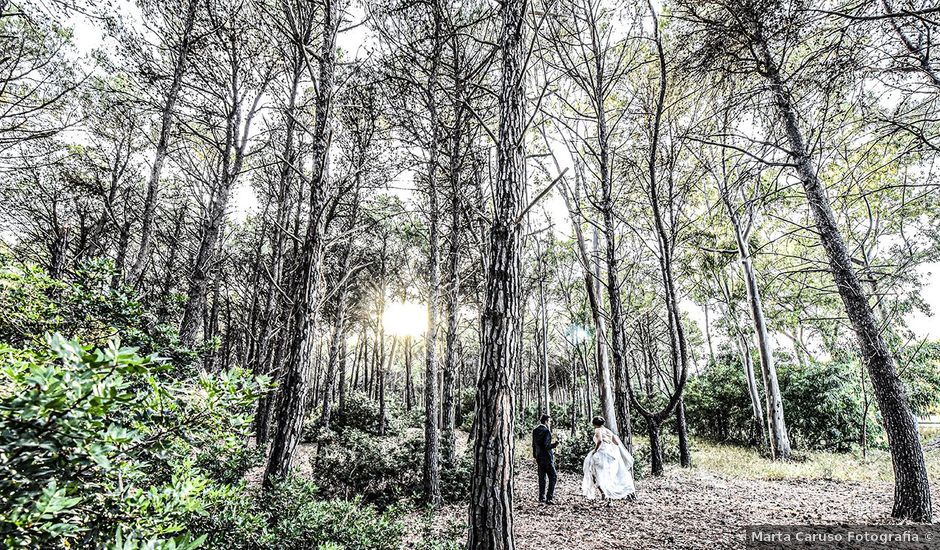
[532,414,558,505]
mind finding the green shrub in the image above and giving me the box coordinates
[440,449,472,503]
[310,428,423,506]
[310,424,471,506]
[683,358,761,445]
[263,477,403,550]
[191,477,405,550]
[552,427,595,473]
[683,354,886,452]
[777,361,881,451]
[0,333,267,547]
[0,259,198,371]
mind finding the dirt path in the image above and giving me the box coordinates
[437,466,938,550]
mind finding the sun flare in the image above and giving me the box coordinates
[382,301,428,338]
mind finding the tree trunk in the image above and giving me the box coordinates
[422,0,444,508]
[441,191,460,464]
[538,269,550,416]
[704,303,715,366]
[405,337,414,411]
[761,40,931,522]
[468,0,525,546]
[128,0,198,286]
[720,178,791,459]
[647,419,664,476]
[263,0,338,488]
[739,335,767,448]
[337,338,347,415]
[675,397,691,467]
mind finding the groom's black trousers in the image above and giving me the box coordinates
[537,459,557,501]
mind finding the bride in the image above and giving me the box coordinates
[581,416,636,503]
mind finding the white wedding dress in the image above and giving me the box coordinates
[581,426,636,499]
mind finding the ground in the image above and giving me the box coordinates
[509,469,936,549]
[424,440,940,550]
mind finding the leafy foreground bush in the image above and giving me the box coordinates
[0,259,195,366]
[192,477,405,550]
[0,333,266,548]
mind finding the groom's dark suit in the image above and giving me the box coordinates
[532,423,558,502]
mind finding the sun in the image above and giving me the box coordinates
[382,301,428,338]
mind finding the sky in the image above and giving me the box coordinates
[62,3,940,343]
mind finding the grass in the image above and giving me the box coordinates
[690,437,940,483]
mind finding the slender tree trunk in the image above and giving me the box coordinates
[761,40,931,522]
[405,337,414,410]
[722,189,791,459]
[704,303,715,366]
[592,229,620,438]
[337,338,347,415]
[675,398,691,467]
[441,187,460,466]
[128,0,198,286]
[423,3,444,503]
[647,419,664,476]
[739,334,767,447]
[624,7,690,474]
[538,263,550,417]
[263,0,339,488]
[468,0,525,546]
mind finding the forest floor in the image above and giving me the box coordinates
[421,440,940,550]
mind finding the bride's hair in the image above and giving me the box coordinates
[591,416,605,427]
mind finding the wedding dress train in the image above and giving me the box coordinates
[581,426,636,500]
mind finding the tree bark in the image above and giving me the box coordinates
[723,190,791,459]
[263,0,339,488]
[422,0,444,508]
[468,0,525,546]
[760,39,931,522]
[128,0,198,286]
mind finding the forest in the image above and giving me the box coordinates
[1,0,940,548]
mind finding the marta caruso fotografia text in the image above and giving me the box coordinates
[745,525,939,548]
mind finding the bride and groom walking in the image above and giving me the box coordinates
[532,414,636,505]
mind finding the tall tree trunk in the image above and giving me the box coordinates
[405,337,414,410]
[337,337,347,413]
[703,303,715,366]
[739,334,767,447]
[760,39,931,521]
[597,129,632,449]
[263,0,339,488]
[468,0,525,546]
[422,0,444,508]
[560,178,617,436]
[253,49,306,441]
[441,189,460,467]
[538,253,550,416]
[625,6,690,474]
[128,0,198,286]
[720,185,791,459]
[592,229,620,438]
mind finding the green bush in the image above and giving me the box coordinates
[310,427,422,506]
[0,259,198,371]
[683,358,762,445]
[440,448,472,503]
[310,424,471,507]
[190,478,405,550]
[777,361,881,451]
[898,342,940,416]
[683,354,884,452]
[0,333,267,547]
[552,427,594,473]
[263,477,403,550]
